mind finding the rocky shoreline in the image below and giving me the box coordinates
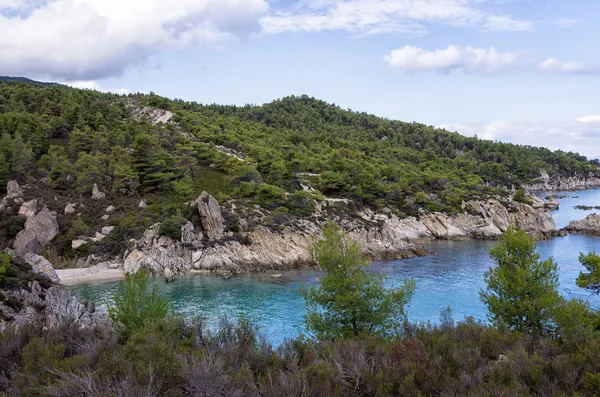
[523,170,600,192]
[0,180,562,284]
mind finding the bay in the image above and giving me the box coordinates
[74,189,600,346]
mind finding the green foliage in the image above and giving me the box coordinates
[2,215,26,240]
[303,220,415,339]
[0,152,9,193]
[480,227,561,340]
[158,216,185,240]
[512,188,532,204]
[108,267,171,339]
[287,190,315,216]
[256,183,286,209]
[0,251,9,276]
[577,251,600,295]
[69,217,89,236]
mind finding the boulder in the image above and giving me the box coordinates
[101,226,115,235]
[530,196,545,209]
[23,253,60,283]
[123,249,147,274]
[164,267,174,282]
[139,199,148,208]
[72,239,88,249]
[91,184,105,200]
[101,214,110,221]
[545,198,559,210]
[195,192,225,240]
[13,208,59,257]
[105,205,116,213]
[64,203,76,214]
[18,199,39,218]
[181,221,203,248]
[565,213,600,235]
[6,180,23,199]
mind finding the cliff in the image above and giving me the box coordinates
[564,213,600,235]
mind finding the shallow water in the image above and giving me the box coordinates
[74,189,600,346]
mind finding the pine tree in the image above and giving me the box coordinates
[577,252,600,295]
[480,227,561,341]
[302,220,415,339]
[0,153,10,193]
[10,132,33,180]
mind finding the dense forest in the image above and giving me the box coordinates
[0,78,598,219]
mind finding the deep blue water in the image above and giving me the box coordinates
[74,189,600,346]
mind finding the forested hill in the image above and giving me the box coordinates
[0,79,598,218]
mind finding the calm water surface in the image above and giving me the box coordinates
[74,189,600,346]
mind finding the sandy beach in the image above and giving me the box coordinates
[57,263,125,286]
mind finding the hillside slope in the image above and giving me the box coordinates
[0,78,594,274]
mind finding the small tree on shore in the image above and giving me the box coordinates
[577,251,600,295]
[480,227,561,342]
[108,267,171,338]
[303,220,415,340]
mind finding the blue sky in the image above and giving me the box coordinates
[1,0,599,158]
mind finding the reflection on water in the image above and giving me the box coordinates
[74,190,600,346]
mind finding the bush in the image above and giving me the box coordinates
[108,268,171,339]
[256,183,286,209]
[158,216,185,241]
[2,215,26,239]
[287,190,315,216]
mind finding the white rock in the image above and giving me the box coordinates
[72,239,88,249]
[6,180,23,199]
[91,184,106,200]
[105,205,115,213]
[18,199,39,218]
[23,253,60,283]
[64,203,76,214]
[139,199,148,208]
[101,226,115,235]
[101,214,110,221]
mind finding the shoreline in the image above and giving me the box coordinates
[57,265,126,286]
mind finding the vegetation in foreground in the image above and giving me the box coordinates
[1,227,600,396]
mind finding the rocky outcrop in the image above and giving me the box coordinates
[91,183,106,200]
[0,180,24,211]
[116,194,555,276]
[0,257,107,331]
[126,100,173,125]
[523,170,600,191]
[13,208,59,257]
[564,213,600,235]
[23,252,60,283]
[196,192,225,240]
[18,199,39,218]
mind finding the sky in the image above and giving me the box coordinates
[1,0,599,159]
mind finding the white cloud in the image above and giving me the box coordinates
[0,0,269,81]
[577,115,600,123]
[539,58,599,75]
[439,120,600,159]
[384,45,523,74]
[261,0,531,35]
[65,80,133,95]
[553,18,582,28]
[482,16,533,32]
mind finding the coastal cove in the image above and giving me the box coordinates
[73,189,600,346]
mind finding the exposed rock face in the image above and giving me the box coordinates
[564,213,600,235]
[91,183,106,200]
[6,180,23,199]
[23,253,60,283]
[523,170,600,191]
[127,101,173,125]
[13,208,60,257]
[119,197,556,276]
[196,192,225,240]
[530,196,546,209]
[18,199,39,218]
[0,258,107,331]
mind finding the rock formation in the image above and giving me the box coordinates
[523,170,600,191]
[195,191,225,240]
[91,183,106,200]
[13,208,59,257]
[564,213,600,235]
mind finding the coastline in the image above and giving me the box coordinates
[57,265,126,286]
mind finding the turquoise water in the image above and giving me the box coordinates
[74,190,600,346]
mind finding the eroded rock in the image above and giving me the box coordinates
[13,208,59,257]
[565,213,600,235]
[196,192,225,240]
[91,184,106,200]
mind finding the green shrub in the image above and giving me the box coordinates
[2,215,26,239]
[108,268,171,339]
[158,216,185,241]
[287,191,314,216]
[256,183,286,209]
